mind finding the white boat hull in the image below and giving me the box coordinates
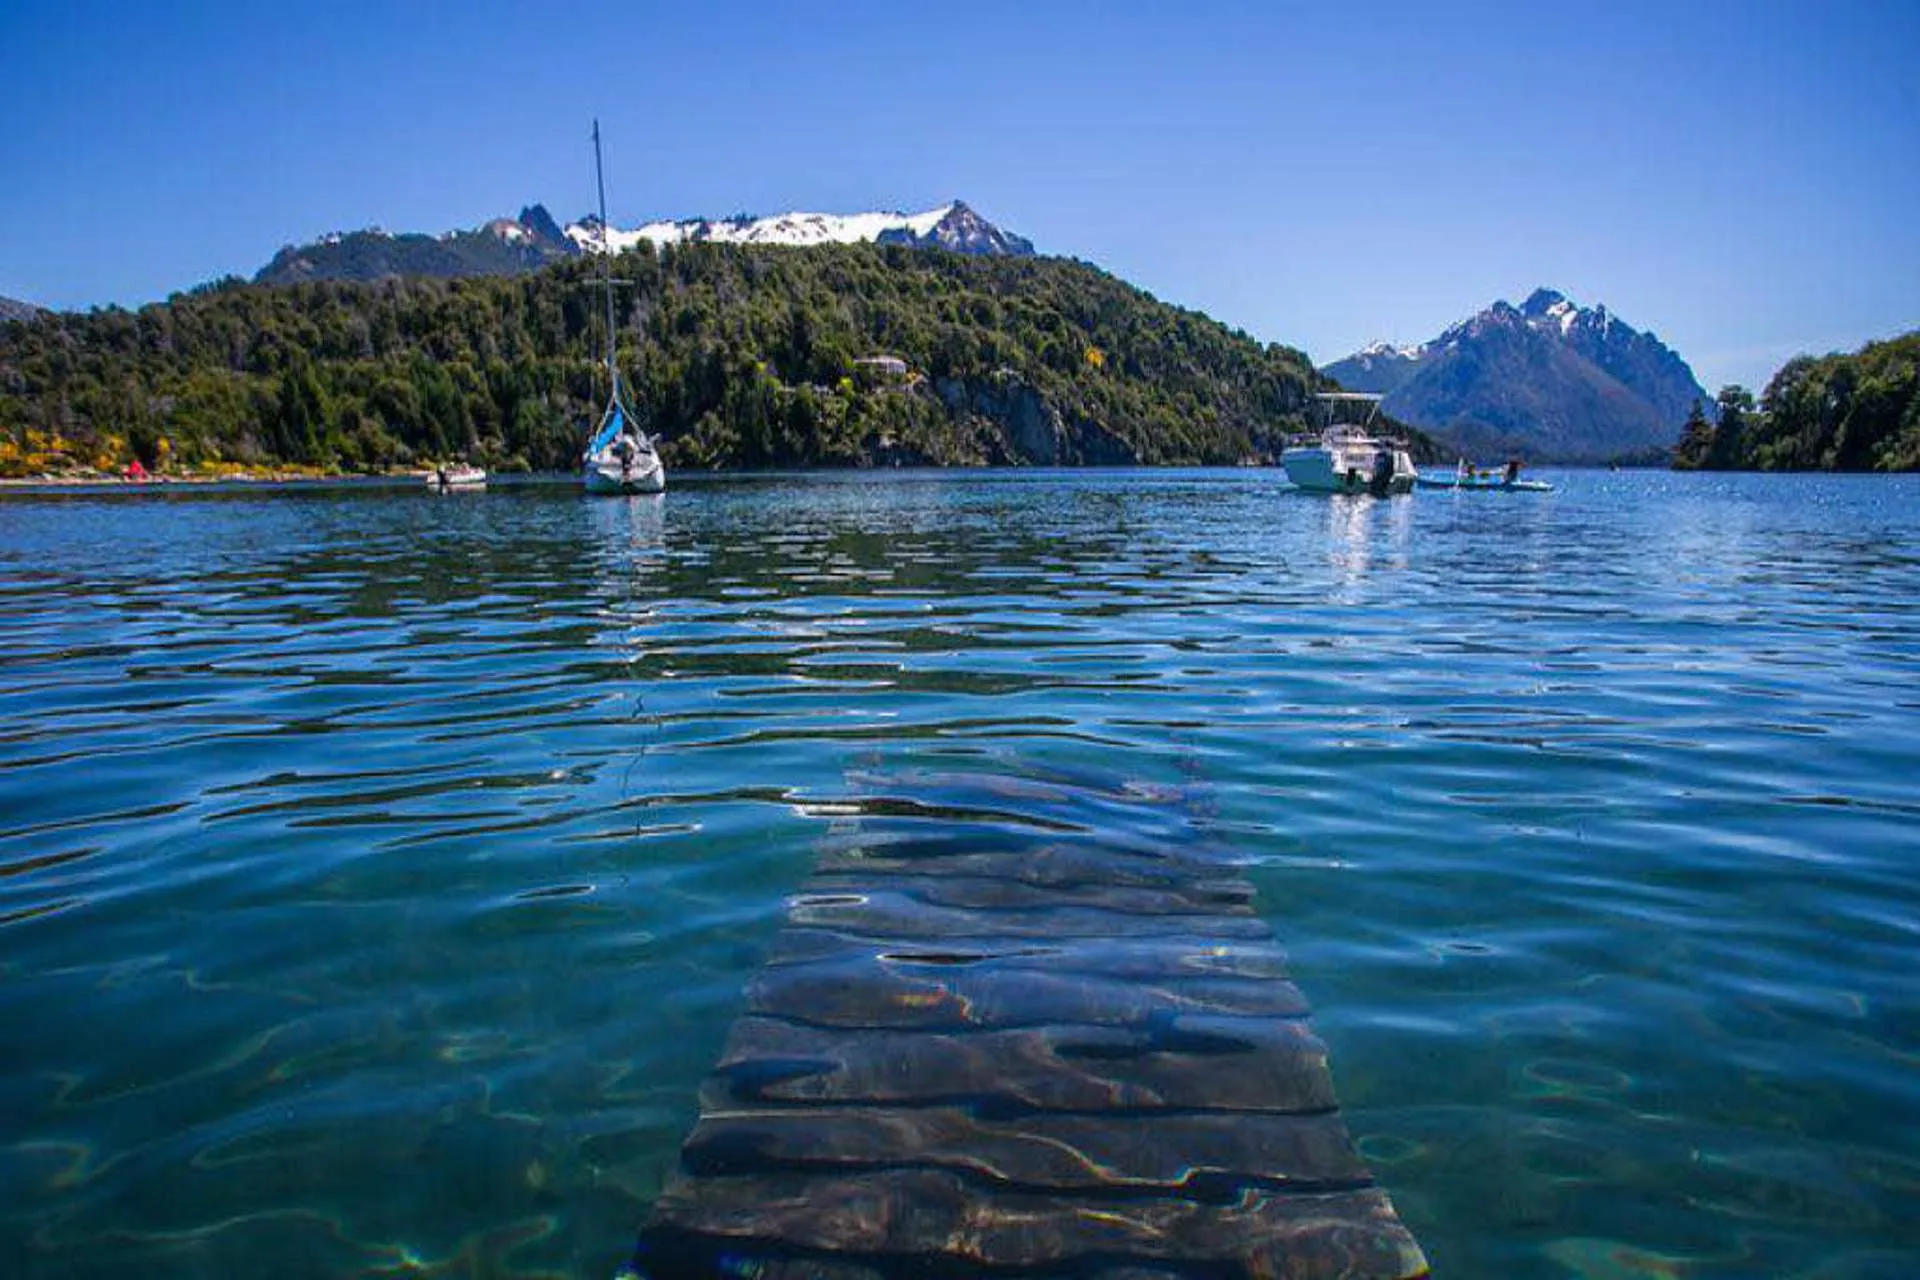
[427,466,486,491]
[583,453,665,494]
[1281,445,1416,494]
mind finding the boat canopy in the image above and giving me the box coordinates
[1310,391,1383,429]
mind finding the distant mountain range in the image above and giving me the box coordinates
[0,295,44,323]
[1322,288,1710,463]
[255,199,1032,286]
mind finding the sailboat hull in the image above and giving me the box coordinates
[584,454,665,494]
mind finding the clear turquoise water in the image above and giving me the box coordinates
[1,470,1915,1279]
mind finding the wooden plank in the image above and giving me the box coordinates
[802,871,1258,916]
[809,841,1240,890]
[766,928,1292,980]
[628,824,1427,1280]
[702,1014,1339,1114]
[783,889,1273,941]
[747,952,1309,1031]
[639,1168,1428,1278]
[678,1104,1370,1192]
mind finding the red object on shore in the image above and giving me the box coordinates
[124,459,148,481]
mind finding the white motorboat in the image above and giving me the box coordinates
[1281,393,1417,495]
[426,463,486,491]
[580,120,666,497]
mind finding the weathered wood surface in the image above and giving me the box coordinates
[629,834,1428,1280]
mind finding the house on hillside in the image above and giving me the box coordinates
[853,355,909,384]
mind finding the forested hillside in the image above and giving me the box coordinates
[1673,332,1920,472]
[0,244,1367,476]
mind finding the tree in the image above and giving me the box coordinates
[1672,398,1715,470]
[1708,385,1753,470]
[271,357,331,464]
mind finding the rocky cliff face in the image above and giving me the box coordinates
[1541,292,1706,431]
[880,202,1035,256]
[1323,288,1711,462]
[932,371,1131,465]
[0,295,45,324]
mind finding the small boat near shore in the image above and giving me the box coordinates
[1416,460,1553,492]
[426,463,486,491]
[1280,393,1417,495]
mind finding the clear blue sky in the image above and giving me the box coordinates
[3,0,1915,392]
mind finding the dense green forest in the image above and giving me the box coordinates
[0,244,1392,476]
[1673,332,1920,472]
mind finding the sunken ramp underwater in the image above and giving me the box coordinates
[619,818,1428,1280]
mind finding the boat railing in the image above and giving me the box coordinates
[1284,424,1406,451]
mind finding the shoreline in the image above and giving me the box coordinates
[8,463,1887,494]
[0,467,428,490]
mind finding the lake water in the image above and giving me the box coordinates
[1,470,1915,1279]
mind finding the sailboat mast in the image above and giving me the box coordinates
[593,119,617,401]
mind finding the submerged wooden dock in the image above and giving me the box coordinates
[626,830,1428,1280]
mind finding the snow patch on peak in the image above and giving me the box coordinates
[1517,288,1587,335]
[902,203,957,237]
[1359,340,1421,360]
[1535,297,1580,335]
[565,202,978,254]
[1520,287,1569,317]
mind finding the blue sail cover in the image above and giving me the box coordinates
[587,406,625,456]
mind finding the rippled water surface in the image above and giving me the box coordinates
[2,470,1916,1279]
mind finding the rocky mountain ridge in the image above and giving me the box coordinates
[0,295,45,324]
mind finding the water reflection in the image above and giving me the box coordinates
[1322,492,1416,592]
[581,493,667,587]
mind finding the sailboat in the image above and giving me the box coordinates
[581,120,666,495]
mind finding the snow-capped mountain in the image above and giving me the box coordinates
[1324,340,1425,396]
[1322,288,1711,463]
[566,200,1032,256]
[255,200,1032,285]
